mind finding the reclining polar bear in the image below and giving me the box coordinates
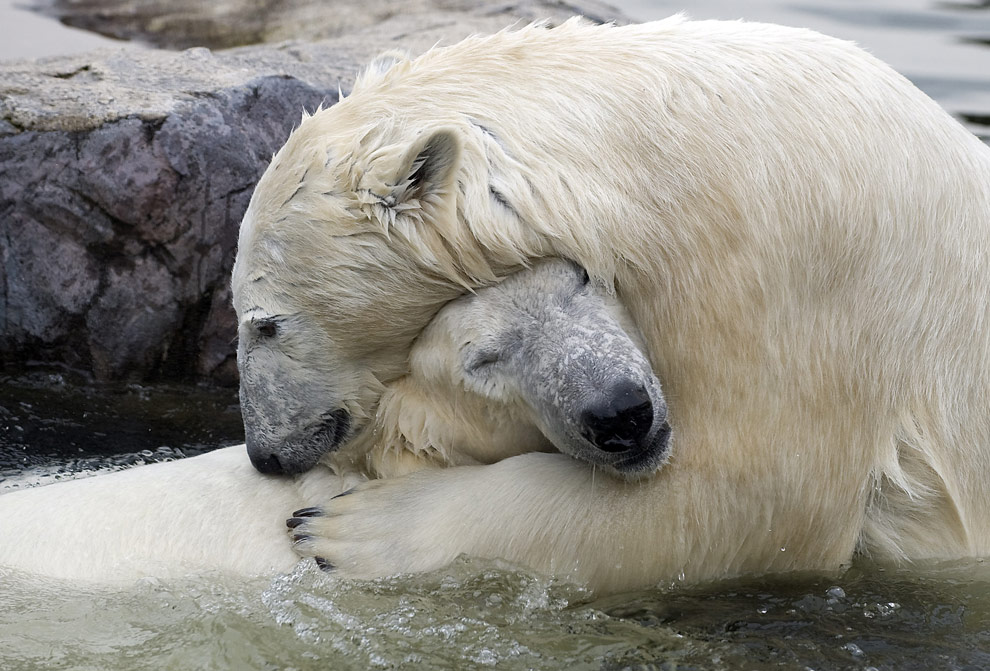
[232,17,990,595]
[0,260,663,582]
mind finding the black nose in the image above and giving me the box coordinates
[249,451,285,475]
[580,381,654,453]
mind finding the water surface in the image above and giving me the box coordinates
[4,557,990,669]
[0,0,124,60]
[0,372,242,490]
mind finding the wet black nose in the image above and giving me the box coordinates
[249,451,285,475]
[580,381,654,453]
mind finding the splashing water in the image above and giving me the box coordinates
[4,551,990,670]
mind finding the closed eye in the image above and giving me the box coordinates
[465,349,501,373]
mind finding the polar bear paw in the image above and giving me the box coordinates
[285,476,465,578]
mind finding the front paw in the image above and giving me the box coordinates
[286,477,457,579]
[285,506,333,568]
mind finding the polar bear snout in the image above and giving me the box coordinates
[431,258,672,478]
[244,406,351,476]
[566,373,672,477]
[248,449,284,475]
[235,307,364,476]
[579,381,655,453]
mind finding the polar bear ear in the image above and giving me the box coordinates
[390,129,461,216]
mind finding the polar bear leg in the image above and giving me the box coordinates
[0,445,352,582]
[288,449,867,594]
[289,453,603,581]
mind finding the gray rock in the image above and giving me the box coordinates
[0,1,628,383]
[34,0,623,51]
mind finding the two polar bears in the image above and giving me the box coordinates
[0,260,655,581]
[4,15,990,593]
[234,16,990,593]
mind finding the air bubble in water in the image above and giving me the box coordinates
[842,642,865,657]
[826,586,846,599]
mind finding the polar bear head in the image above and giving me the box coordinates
[232,106,547,472]
[232,112,501,475]
[233,30,640,474]
[240,257,671,476]
[376,259,672,476]
[232,122,473,474]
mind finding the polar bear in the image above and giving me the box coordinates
[337,259,671,479]
[0,261,663,582]
[233,16,990,594]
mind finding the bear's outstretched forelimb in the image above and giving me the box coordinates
[285,451,861,594]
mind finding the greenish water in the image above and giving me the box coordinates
[3,557,990,670]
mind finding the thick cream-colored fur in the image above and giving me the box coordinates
[0,447,350,582]
[236,17,990,593]
[0,264,592,583]
[0,416,484,582]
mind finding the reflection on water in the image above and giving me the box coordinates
[598,561,990,670]
[0,372,242,490]
[3,557,990,670]
[0,0,125,60]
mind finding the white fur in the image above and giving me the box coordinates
[234,17,990,594]
[2,261,646,582]
[0,447,345,582]
[0,440,453,583]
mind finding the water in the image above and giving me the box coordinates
[2,2,990,669]
[0,372,242,490]
[4,557,990,669]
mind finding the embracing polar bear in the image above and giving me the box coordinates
[233,16,990,594]
[0,261,660,581]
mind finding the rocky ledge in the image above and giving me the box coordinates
[0,0,625,384]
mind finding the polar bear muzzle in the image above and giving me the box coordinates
[443,259,673,477]
[245,407,350,475]
[236,308,361,476]
[579,380,659,452]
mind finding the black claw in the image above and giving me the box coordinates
[286,517,306,529]
[292,506,324,517]
[332,488,355,500]
[315,557,335,572]
[292,533,312,543]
